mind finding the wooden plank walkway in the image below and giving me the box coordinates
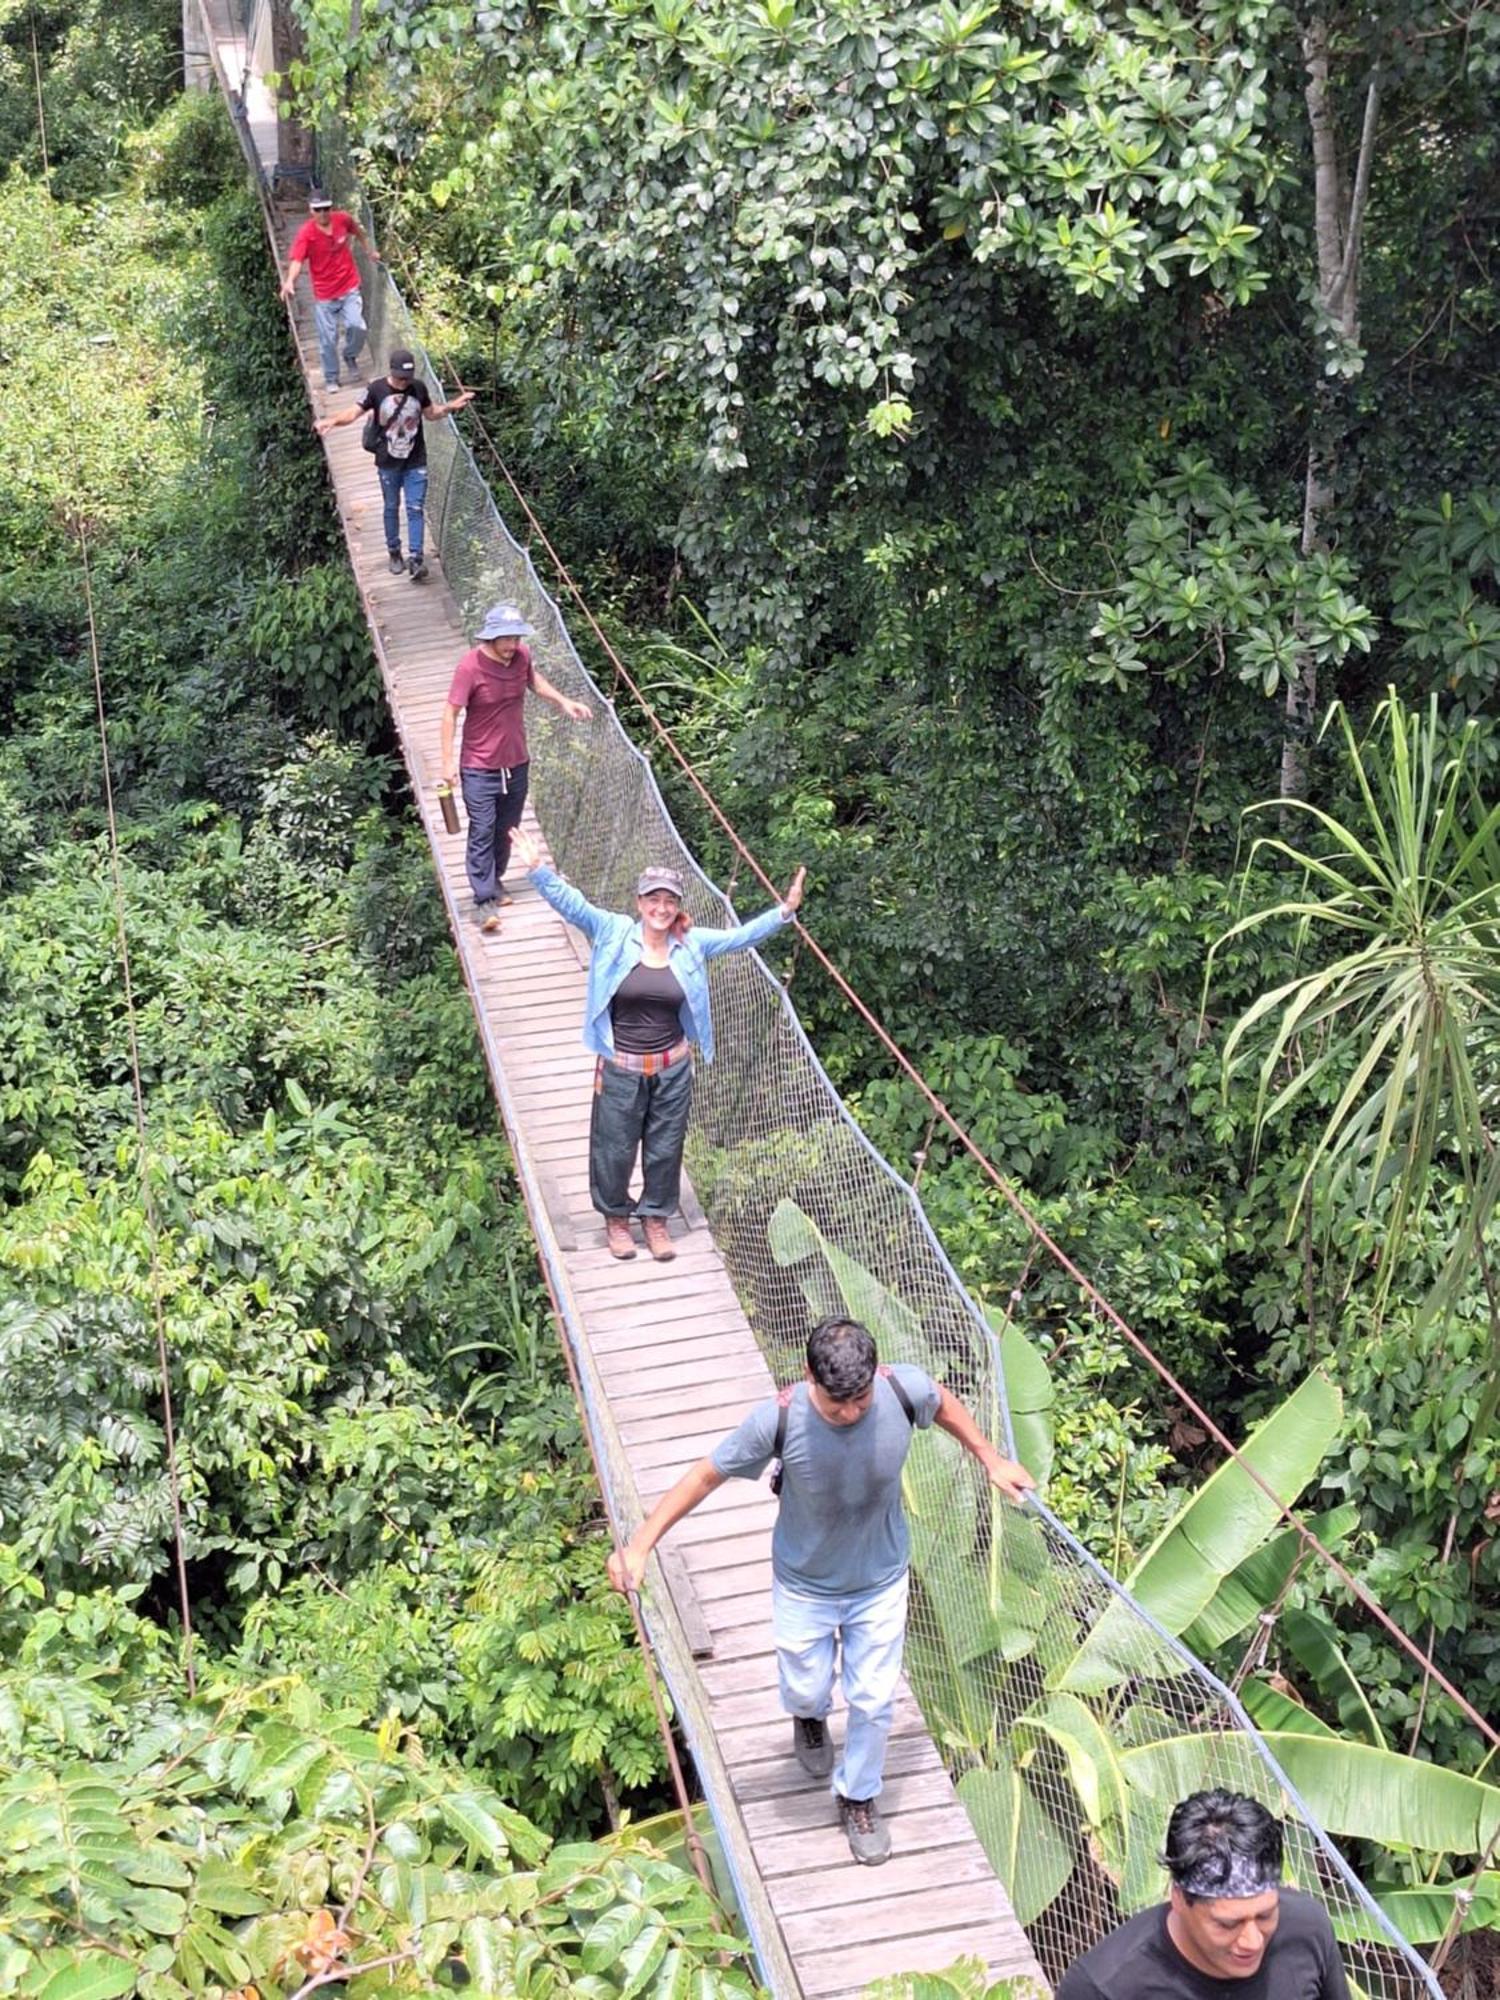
[207,33,1048,1986]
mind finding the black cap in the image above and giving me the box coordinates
[308,189,333,209]
[389,348,417,374]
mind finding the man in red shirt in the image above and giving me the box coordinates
[439,602,593,933]
[280,190,380,391]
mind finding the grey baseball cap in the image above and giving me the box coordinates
[477,602,534,641]
[636,866,685,900]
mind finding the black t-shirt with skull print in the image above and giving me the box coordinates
[357,375,433,468]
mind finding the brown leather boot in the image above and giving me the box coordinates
[642,1218,677,1263]
[605,1216,637,1260]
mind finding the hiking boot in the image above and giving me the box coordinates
[387,552,405,574]
[408,555,429,583]
[641,1217,676,1263]
[606,1217,637,1261]
[792,1717,833,1779]
[475,900,503,935]
[838,1796,890,1865]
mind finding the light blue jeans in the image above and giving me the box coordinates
[773,1569,909,1802]
[312,286,366,386]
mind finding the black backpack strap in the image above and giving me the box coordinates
[878,1363,916,1426]
[769,1384,795,1495]
[773,1384,795,1461]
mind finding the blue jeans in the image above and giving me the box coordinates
[460,762,529,905]
[773,1570,909,1802]
[588,1056,693,1218]
[377,461,428,560]
[312,287,366,386]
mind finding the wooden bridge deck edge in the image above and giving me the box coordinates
[206,31,1050,1989]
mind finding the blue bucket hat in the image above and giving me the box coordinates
[478,601,534,641]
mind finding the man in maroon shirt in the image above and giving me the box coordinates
[280,190,380,391]
[440,602,593,933]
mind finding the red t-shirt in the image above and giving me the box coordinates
[447,644,537,770]
[289,212,361,300]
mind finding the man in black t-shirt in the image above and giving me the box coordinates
[314,347,473,582]
[1058,1791,1351,2000]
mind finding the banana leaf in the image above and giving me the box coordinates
[1051,1373,1342,1696]
[983,1306,1055,1487]
[1121,1731,1500,1860]
[956,1764,1073,1925]
[1181,1503,1360,1657]
[1279,1608,1386,1748]
[1240,1676,1336,1738]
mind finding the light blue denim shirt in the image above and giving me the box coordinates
[528,865,789,1065]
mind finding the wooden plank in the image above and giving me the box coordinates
[658,1547,714,1660]
[768,1840,1001,1917]
[752,1803,982,1882]
[255,177,1050,1997]
[797,1924,1044,1996]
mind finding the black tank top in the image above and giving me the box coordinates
[610,960,686,1053]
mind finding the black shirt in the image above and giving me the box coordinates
[1056,1894,1351,2000]
[610,961,685,1054]
[357,376,433,468]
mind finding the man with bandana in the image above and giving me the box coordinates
[1057,1791,1351,2000]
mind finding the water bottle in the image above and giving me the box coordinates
[436,782,461,835]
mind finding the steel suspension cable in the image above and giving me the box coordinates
[27,13,196,1693]
[400,315,1500,1754]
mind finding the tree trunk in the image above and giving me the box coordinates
[1281,13,1380,804]
[270,0,314,178]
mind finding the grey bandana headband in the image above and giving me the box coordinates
[1178,1854,1281,1901]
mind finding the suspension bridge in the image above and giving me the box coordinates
[192,5,1465,1993]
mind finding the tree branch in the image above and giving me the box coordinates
[1327,65,1382,313]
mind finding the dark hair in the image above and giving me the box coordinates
[1163,1791,1283,1901]
[806,1317,877,1401]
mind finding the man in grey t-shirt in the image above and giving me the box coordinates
[607,1316,1034,1864]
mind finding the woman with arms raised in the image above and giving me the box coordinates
[509,825,805,1264]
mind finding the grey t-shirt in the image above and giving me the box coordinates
[710,1365,941,1597]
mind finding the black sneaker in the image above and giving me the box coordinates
[387,552,405,575]
[792,1716,833,1778]
[408,555,429,583]
[837,1795,891,1866]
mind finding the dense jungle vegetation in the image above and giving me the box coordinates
[2,0,1499,1988]
[291,0,1500,1756]
[287,0,1500,1968]
[0,5,762,1993]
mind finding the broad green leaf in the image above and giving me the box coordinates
[442,1792,513,1862]
[120,1886,187,1935]
[1240,1677,1336,1738]
[1122,1732,1500,1859]
[191,1859,268,1916]
[1052,1373,1341,1695]
[1279,1608,1385,1747]
[1355,1876,1500,1947]
[581,1901,647,1974]
[1182,1504,1359,1655]
[1017,1693,1130,1866]
[618,1914,670,1998]
[956,1764,1072,1923]
[37,1957,140,2000]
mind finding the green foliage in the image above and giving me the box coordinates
[1085,458,1374,699]
[0,1674,760,1999]
[1390,490,1500,719]
[246,567,385,743]
[864,1963,1043,2000]
[128,87,241,208]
